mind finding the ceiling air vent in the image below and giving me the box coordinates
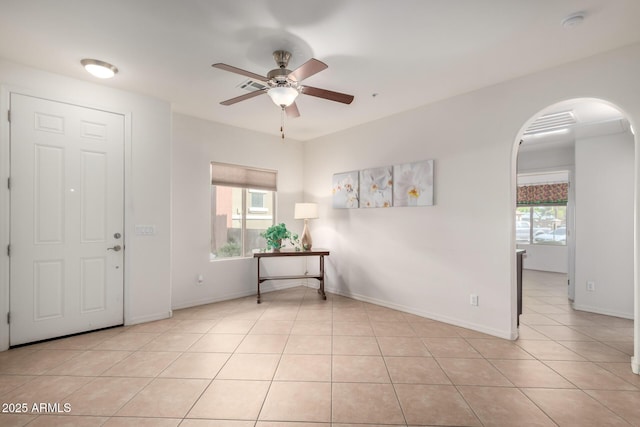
[524,110,576,135]
[237,79,268,92]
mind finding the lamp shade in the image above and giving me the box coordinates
[268,86,299,107]
[294,203,318,219]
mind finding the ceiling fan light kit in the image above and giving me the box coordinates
[267,85,299,107]
[212,50,354,138]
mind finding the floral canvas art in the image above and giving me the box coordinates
[393,160,434,206]
[360,166,393,208]
[332,171,359,208]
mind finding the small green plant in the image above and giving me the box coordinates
[260,223,300,251]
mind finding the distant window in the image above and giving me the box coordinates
[516,179,568,245]
[210,163,277,259]
[516,206,567,245]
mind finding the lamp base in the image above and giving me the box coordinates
[301,219,312,251]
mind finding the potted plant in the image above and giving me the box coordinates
[260,223,300,251]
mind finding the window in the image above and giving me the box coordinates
[248,190,268,213]
[516,178,568,246]
[211,162,277,259]
[515,206,567,245]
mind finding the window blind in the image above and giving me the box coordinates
[211,162,277,191]
[517,182,568,206]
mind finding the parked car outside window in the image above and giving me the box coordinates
[533,227,566,244]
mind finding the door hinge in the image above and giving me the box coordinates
[7,110,10,123]
[7,177,10,190]
[6,312,9,324]
[6,244,10,257]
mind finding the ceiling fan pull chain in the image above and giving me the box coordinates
[280,107,285,140]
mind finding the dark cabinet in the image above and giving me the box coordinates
[517,249,526,326]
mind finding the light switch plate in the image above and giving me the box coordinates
[135,225,156,236]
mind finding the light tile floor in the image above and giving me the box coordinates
[0,269,638,426]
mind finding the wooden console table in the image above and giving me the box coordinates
[253,249,330,303]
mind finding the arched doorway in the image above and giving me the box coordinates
[513,98,637,373]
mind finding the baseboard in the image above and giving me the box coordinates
[125,310,172,326]
[326,285,513,340]
[171,281,305,311]
[572,303,634,320]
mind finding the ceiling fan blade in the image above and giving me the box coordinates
[212,63,268,82]
[288,58,328,82]
[301,86,354,104]
[285,102,300,118]
[220,89,267,106]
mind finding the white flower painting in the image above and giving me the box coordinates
[360,166,393,208]
[393,160,434,206]
[332,171,359,208]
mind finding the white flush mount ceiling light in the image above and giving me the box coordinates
[562,12,585,29]
[81,58,118,79]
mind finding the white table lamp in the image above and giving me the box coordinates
[294,203,319,250]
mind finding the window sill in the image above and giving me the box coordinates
[209,253,255,262]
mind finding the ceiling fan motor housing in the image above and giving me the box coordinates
[273,50,292,68]
[267,67,292,83]
[268,50,294,84]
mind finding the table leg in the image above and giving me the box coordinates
[319,255,326,300]
[256,258,261,304]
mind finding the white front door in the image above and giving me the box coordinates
[9,94,124,346]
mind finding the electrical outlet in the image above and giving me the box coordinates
[586,281,595,292]
[470,294,478,306]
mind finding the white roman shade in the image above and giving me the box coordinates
[210,162,277,191]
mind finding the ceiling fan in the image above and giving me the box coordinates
[212,50,354,119]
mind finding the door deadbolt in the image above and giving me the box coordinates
[107,245,122,252]
[114,233,121,239]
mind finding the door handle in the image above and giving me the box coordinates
[107,245,122,252]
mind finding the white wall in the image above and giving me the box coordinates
[518,146,575,172]
[170,113,305,309]
[574,131,634,318]
[0,59,172,350]
[303,43,640,341]
[518,245,569,274]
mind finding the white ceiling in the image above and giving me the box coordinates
[1,0,639,141]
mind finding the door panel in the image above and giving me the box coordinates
[81,257,106,313]
[81,150,107,242]
[10,94,124,346]
[34,260,64,320]
[35,144,65,244]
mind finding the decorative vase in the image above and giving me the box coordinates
[301,219,312,250]
[272,239,282,251]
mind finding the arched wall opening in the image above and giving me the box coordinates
[511,97,638,373]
